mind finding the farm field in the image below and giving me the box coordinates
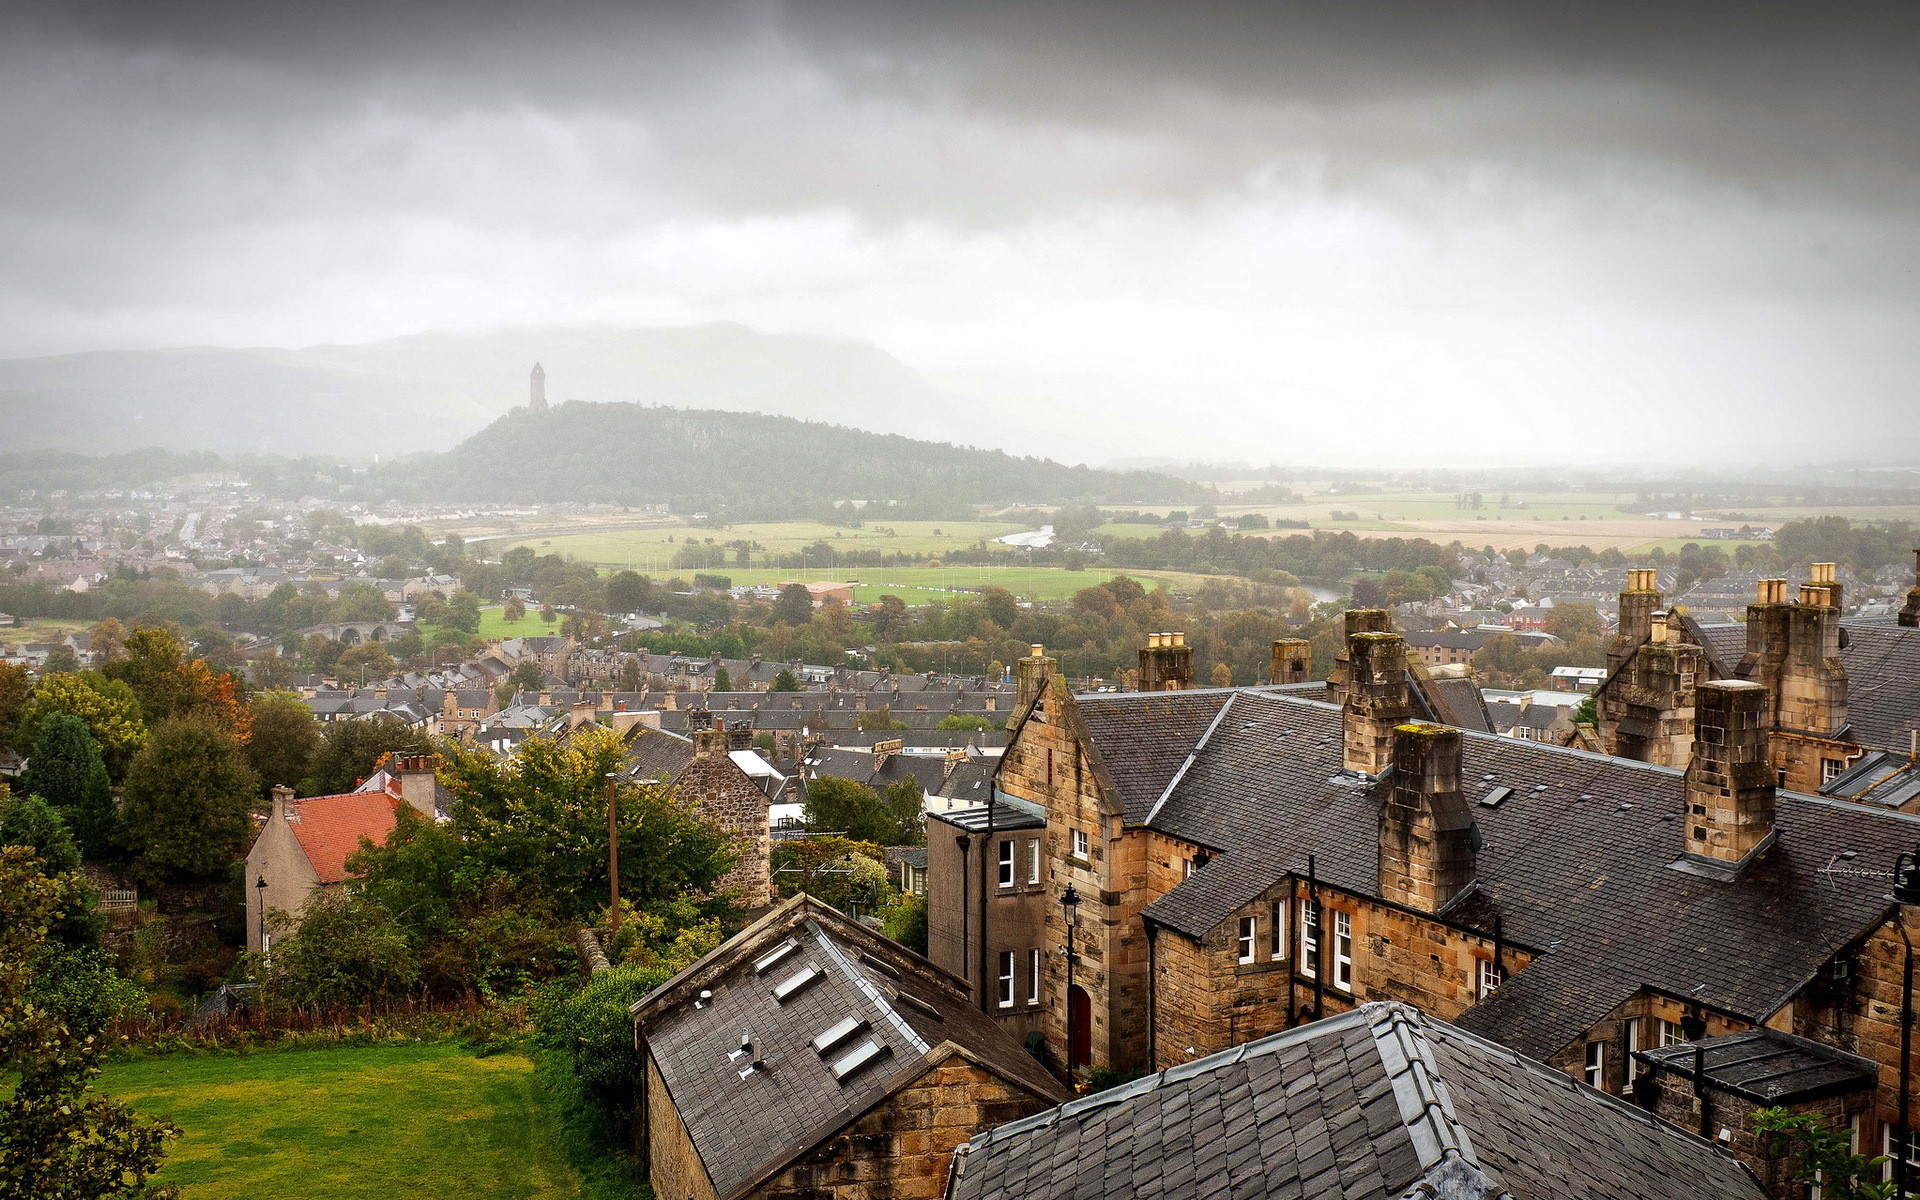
[499,520,1025,569]
[99,1044,597,1200]
[416,605,553,642]
[0,615,93,649]
[680,565,1216,603]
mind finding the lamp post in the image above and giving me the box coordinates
[606,771,622,935]
[254,874,268,958]
[1892,845,1920,1195]
[1061,882,1081,1077]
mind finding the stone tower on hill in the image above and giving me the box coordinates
[529,361,547,411]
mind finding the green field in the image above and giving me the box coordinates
[678,565,1215,603]
[502,520,1025,569]
[1622,538,1771,555]
[99,1044,595,1200]
[0,615,93,650]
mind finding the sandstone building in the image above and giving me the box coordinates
[630,895,1066,1200]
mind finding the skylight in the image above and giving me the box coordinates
[754,938,799,975]
[1479,786,1514,808]
[773,964,824,1003]
[859,952,901,979]
[812,1015,867,1054]
[830,1039,891,1082]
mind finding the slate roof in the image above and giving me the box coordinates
[1413,671,1495,734]
[285,791,401,883]
[948,1001,1765,1200]
[1074,689,1235,824]
[620,727,697,783]
[1635,1028,1878,1105]
[1837,624,1920,751]
[937,761,996,806]
[1129,690,1920,1061]
[632,896,1067,1200]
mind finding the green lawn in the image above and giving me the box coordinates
[417,606,552,642]
[0,615,93,651]
[100,1044,591,1200]
[503,519,1026,568]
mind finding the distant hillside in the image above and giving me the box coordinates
[0,322,959,458]
[372,403,1202,511]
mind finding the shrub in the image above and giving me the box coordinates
[532,964,677,1118]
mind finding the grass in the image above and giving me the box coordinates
[98,1043,611,1200]
[416,606,553,642]
[0,615,93,650]
[670,565,1217,603]
[502,519,1026,568]
[1623,538,1771,555]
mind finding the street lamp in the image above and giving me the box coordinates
[1061,882,1081,1076]
[1893,845,1920,1195]
[606,772,622,935]
[254,874,268,957]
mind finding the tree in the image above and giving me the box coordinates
[770,668,801,693]
[246,693,320,798]
[0,845,178,1200]
[0,662,29,755]
[1210,662,1234,687]
[16,672,146,780]
[503,595,526,623]
[102,627,250,743]
[86,617,126,665]
[773,584,814,628]
[333,582,396,622]
[438,728,737,921]
[803,776,909,845]
[617,658,644,692]
[22,715,115,860]
[881,776,926,846]
[444,591,482,634]
[335,642,396,682]
[301,715,434,797]
[506,660,545,698]
[855,704,908,732]
[979,586,1019,632]
[266,888,420,1007]
[119,715,258,884]
[41,645,80,675]
[1350,578,1386,608]
[605,570,650,615]
[769,834,892,914]
[249,648,294,691]
[1749,1108,1893,1200]
[882,892,928,955]
[712,666,732,693]
[937,714,992,732]
[871,595,909,642]
[1542,602,1604,642]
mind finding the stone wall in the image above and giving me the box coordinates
[644,1053,721,1200]
[751,1059,1047,1200]
[674,753,772,909]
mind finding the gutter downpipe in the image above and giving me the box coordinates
[955,834,972,995]
[979,801,994,1014]
[1309,854,1324,1023]
[1900,907,1914,1198]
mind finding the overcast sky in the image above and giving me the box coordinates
[3,0,1916,466]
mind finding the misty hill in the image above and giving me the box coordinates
[0,323,954,458]
[373,402,1202,512]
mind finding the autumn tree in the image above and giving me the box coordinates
[335,641,396,682]
[41,645,80,675]
[1210,661,1234,687]
[119,715,259,884]
[503,594,526,623]
[0,662,28,755]
[773,584,814,627]
[16,673,146,780]
[102,627,250,743]
[86,617,126,665]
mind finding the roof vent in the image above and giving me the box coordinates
[893,991,944,1021]
[829,1039,891,1082]
[1479,786,1514,809]
[858,952,901,979]
[754,939,800,975]
[772,964,824,1004]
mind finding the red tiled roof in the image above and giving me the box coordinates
[287,792,401,883]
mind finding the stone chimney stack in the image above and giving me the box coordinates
[1014,644,1058,721]
[1378,723,1475,913]
[1138,632,1195,691]
[1598,610,1705,768]
[1684,681,1776,868]
[1739,574,1847,747]
[692,721,730,759]
[1902,550,1920,629]
[394,754,439,819]
[568,699,597,730]
[1343,632,1414,776]
[271,784,294,822]
[1609,569,1664,676]
[1269,639,1312,685]
[1326,609,1391,705]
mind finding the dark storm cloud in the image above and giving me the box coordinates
[0,0,1914,462]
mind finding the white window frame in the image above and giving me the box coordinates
[1236,917,1256,964]
[1885,1125,1920,1185]
[1584,1041,1606,1089]
[1270,899,1286,959]
[1332,910,1354,992]
[997,840,1015,888]
[1027,948,1040,1005]
[1624,1017,1641,1086]
[1027,839,1041,885]
[1659,1018,1686,1048]
[997,951,1015,1008]
[1822,757,1845,784]
[1299,899,1320,979]
[1071,829,1090,860]
[1477,958,1503,999]
[1182,857,1195,879]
